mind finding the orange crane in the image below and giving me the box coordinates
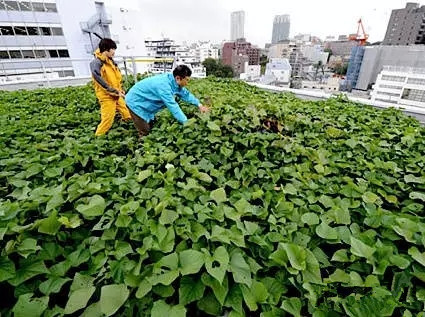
[349,19,369,46]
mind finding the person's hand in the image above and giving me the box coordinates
[199,104,210,113]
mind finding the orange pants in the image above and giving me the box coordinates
[95,96,131,136]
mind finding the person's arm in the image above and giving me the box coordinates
[177,87,200,106]
[177,88,210,113]
[158,86,188,124]
[90,59,120,96]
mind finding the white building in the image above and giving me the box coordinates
[301,45,329,65]
[0,0,146,82]
[230,11,245,41]
[240,61,260,81]
[261,58,291,86]
[302,77,341,92]
[371,66,425,113]
[145,38,206,78]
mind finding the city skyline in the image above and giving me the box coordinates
[138,0,416,46]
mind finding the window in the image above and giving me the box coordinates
[26,26,39,35]
[0,26,14,35]
[407,77,425,85]
[51,27,63,36]
[34,50,46,58]
[58,49,69,58]
[402,88,425,102]
[18,1,32,11]
[44,3,57,12]
[377,91,400,97]
[0,51,9,59]
[4,1,19,10]
[13,26,27,35]
[31,2,44,12]
[379,84,403,90]
[59,70,74,77]
[9,50,22,58]
[0,1,6,10]
[39,27,51,36]
[381,75,406,82]
[48,50,58,58]
[22,50,35,58]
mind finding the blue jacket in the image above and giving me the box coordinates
[125,73,200,124]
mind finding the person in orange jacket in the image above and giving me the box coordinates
[90,38,131,136]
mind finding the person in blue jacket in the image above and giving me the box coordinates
[125,65,209,137]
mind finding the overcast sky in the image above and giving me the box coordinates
[136,0,418,46]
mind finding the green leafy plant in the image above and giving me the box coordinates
[1,77,425,316]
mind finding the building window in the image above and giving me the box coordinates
[4,1,19,10]
[58,50,69,58]
[9,50,23,58]
[26,26,40,36]
[13,26,27,36]
[31,2,45,12]
[0,50,9,59]
[48,50,58,58]
[18,1,32,11]
[40,27,51,36]
[51,27,63,36]
[379,84,403,90]
[377,91,400,97]
[407,77,425,85]
[34,50,46,58]
[44,3,57,12]
[22,50,35,58]
[402,88,425,102]
[0,26,14,35]
[381,75,406,82]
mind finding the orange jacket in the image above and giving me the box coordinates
[90,49,122,98]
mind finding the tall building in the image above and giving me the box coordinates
[354,45,425,91]
[230,11,245,41]
[383,3,425,45]
[272,15,290,44]
[0,0,145,82]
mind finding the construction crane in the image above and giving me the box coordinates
[348,19,369,46]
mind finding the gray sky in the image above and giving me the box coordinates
[138,0,417,46]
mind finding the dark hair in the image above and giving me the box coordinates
[173,65,192,78]
[98,38,117,53]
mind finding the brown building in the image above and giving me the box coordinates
[222,38,260,74]
[383,3,425,45]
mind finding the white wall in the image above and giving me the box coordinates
[56,0,97,76]
[102,0,146,57]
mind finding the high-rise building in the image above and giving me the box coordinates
[230,11,245,41]
[383,3,425,45]
[272,15,290,44]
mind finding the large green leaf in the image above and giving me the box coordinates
[282,243,306,271]
[151,300,186,317]
[0,256,16,282]
[64,287,96,314]
[99,284,129,316]
[12,293,49,317]
[179,249,204,275]
[179,276,206,305]
[76,195,106,218]
[204,246,229,284]
[230,252,252,287]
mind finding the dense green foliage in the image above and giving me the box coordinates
[1,78,425,316]
[202,58,234,78]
